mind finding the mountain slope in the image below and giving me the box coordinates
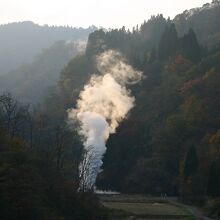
[174,0,220,48]
[0,40,83,104]
[0,21,96,75]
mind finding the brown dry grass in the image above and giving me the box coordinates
[100,194,195,220]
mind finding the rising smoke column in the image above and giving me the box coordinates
[68,50,142,190]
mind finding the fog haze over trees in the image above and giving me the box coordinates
[0,21,96,75]
[0,40,86,104]
[0,1,220,220]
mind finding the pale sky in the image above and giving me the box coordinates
[0,0,210,28]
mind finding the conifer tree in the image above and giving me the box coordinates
[183,145,198,178]
[181,28,201,63]
[207,161,220,197]
[158,24,179,61]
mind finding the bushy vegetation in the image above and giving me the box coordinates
[0,93,106,220]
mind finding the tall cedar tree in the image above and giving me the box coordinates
[181,29,202,63]
[207,160,220,197]
[183,145,199,178]
[158,23,179,61]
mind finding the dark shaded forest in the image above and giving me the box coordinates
[0,1,220,219]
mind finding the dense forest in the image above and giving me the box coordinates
[174,0,220,47]
[0,1,220,219]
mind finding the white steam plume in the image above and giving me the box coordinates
[68,50,142,190]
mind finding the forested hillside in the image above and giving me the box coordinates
[0,1,220,219]
[0,92,106,220]
[0,40,83,104]
[44,8,220,213]
[174,0,220,48]
[0,21,96,75]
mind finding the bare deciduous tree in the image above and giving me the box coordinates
[0,93,30,140]
[79,145,97,192]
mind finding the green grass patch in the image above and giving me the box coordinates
[100,195,195,220]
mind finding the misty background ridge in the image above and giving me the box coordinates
[0,1,220,220]
[0,21,97,75]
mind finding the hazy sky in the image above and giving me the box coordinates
[0,0,210,28]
